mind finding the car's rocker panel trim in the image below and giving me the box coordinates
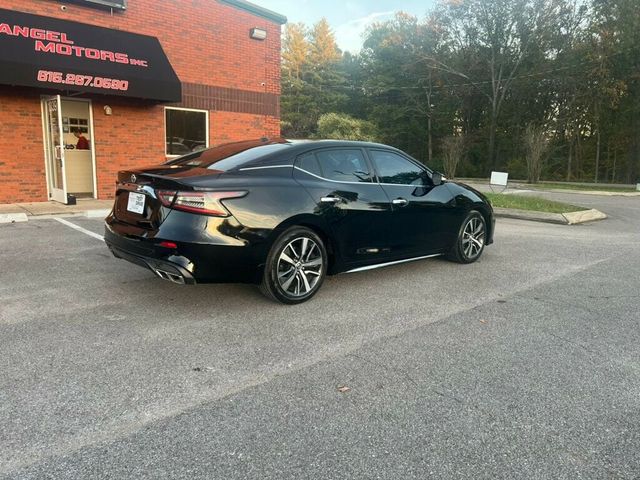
[345,253,443,273]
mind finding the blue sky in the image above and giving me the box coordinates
[256,0,436,53]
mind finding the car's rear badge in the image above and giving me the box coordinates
[130,174,137,183]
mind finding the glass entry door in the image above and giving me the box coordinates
[42,95,68,204]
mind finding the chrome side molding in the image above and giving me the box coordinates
[345,253,443,273]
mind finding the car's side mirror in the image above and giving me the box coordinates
[431,172,443,186]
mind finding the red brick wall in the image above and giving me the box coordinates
[89,97,164,200]
[0,0,282,203]
[0,89,48,202]
[90,99,280,200]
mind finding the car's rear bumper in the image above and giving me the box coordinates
[107,241,197,285]
[104,215,265,284]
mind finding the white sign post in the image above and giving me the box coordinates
[490,171,509,192]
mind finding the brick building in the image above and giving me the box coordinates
[0,0,285,204]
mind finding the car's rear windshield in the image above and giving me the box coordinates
[164,139,290,171]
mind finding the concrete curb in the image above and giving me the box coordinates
[562,208,608,224]
[494,208,567,224]
[494,207,607,225]
[85,209,111,218]
[0,213,28,224]
[529,188,640,197]
[0,210,112,222]
[455,179,640,196]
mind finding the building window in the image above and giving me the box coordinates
[165,107,209,156]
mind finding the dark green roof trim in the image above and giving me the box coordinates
[218,0,287,25]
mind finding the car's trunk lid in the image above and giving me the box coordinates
[112,166,223,229]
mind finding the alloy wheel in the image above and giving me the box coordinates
[462,216,485,260]
[276,237,323,297]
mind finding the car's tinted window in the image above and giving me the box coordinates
[370,150,425,185]
[296,152,322,177]
[315,149,371,183]
[164,139,290,171]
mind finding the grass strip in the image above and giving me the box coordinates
[485,193,587,214]
[532,182,636,192]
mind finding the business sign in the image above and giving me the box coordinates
[0,7,180,102]
[80,0,126,10]
[56,0,127,11]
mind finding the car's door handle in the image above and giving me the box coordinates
[320,196,341,204]
[392,198,409,207]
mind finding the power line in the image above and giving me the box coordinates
[282,43,639,95]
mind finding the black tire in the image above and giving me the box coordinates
[259,226,328,304]
[447,210,487,264]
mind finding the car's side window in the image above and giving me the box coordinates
[296,152,323,177]
[369,150,426,186]
[315,149,372,183]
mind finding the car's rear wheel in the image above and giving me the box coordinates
[447,210,486,264]
[260,226,328,304]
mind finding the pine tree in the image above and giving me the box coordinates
[282,23,309,81]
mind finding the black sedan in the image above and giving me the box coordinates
[105,138,494,304]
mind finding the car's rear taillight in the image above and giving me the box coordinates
[157,190,177,206]
[156,190,247,217]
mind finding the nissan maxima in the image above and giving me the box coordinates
[104,138,494,304]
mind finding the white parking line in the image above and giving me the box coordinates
[55,217,104,242]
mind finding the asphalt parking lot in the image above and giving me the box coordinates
[1,192,639,479]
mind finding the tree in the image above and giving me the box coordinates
[281,23,312,136]
[280,19,347,138]
[591,0,640,183]
[524,124,548,183]
[360,13,455,164]
[309,18,342,65]
[426,0,560,172]
[282,23,309,81]
[316,113,378,141]
[279,1,640,183]
[441,135,465,179]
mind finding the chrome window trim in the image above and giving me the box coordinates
[380,182,427,187]
[294,166,373,185]
[294,166,427,188]
[238,165,293,171]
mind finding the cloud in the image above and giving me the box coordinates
[334,10,395,53]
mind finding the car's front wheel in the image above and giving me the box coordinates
[260,226,328,304]
[447,210,487,264]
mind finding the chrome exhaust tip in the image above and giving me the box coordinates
[154,268,186,284]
